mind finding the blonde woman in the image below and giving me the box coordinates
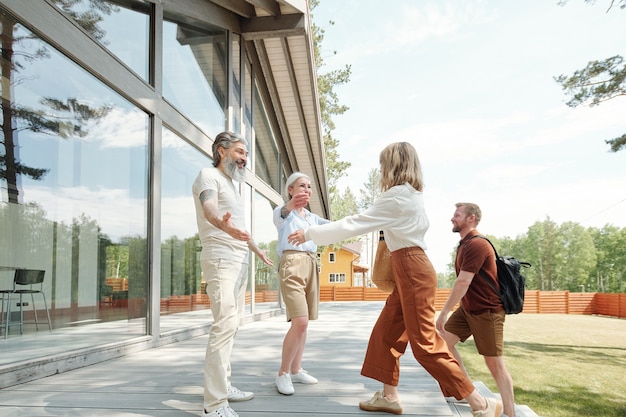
[288,142,502,417]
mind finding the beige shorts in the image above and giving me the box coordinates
[278,251,319,321]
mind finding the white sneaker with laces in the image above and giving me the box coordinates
[290,369,318,384]
[201,405,239,417]
[276,372,295,395]
[227,385,254,402]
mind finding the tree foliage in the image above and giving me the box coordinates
[330,186,358,221]
[555,1,626,152]
[51,0,120,43]
[557,0,626,11]
[310,0,352,197]
[444,217,626,292]
[325,186,359,247]
[358,168,381,211]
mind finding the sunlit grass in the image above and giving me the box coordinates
[451,314,626,417]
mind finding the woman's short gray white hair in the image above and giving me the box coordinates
[212,131,248,167]
[284,172,310,199]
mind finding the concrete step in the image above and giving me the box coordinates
[447,382,540,417]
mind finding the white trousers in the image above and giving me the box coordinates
[202,258,248,412]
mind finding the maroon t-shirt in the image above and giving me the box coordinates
[455,230,503,314]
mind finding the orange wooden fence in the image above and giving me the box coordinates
[157,287,625,319]
[319,287,626,318]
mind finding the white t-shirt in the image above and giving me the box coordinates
[304,183,429,252]
[192,167,249,263]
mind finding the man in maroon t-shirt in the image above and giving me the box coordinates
[436,202,517,417]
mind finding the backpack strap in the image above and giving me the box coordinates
[468,235,499,293]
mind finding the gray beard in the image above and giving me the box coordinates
[224,156,247,183]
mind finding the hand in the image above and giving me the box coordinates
[435,311,448,334]
[258,251,274,266]
[220,211,251,242]
[288,229,305,246]
[291,192,310,209]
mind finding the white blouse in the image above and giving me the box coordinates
[304,183,429,252]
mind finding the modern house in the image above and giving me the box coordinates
[0,0,327,388]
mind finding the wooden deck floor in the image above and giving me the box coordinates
[0,302,538,417]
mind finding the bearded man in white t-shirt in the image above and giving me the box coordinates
[192,131,273,417]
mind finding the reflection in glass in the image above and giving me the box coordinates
[0,12,148,352]
[243,183,252,314]
[231,33,241,134]
[243,57,253,146]
[50,0,151,81]
[252,191,279,312]
[253,83,280,191]
[162,14,227,137]
[160,127,210,318]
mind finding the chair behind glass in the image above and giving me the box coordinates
[1,269,52,338]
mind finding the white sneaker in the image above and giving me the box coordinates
[227,385,254,402]
[202,405,239,417]
[290,369,318,384]
[275,372,295,395]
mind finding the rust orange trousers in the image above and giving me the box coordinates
[361,246,475,400]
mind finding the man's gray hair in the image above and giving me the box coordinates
[212,131,248,167]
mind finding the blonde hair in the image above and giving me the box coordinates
[379,142,424,192]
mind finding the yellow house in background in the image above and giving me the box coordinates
[319,241,369,287]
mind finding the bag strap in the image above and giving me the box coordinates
[467,235,499,293]
[469,234,499,258]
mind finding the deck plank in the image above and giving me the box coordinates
[0,302,537,417]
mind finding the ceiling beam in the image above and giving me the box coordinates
[246,0,281,16]
[209,0,256,18]
[163,0,241,32]
[241,14,305,40]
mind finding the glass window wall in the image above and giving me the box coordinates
[0,0,293,371]
[162,14,227,138]
[252,191,279,313]
[253,83,280,191]
[159,126,211,328]
[0,11,149,358]
[243,55,253,146]
[231,33,242,134]
[51,0,151,82]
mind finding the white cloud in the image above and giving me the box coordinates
[26,185,147,242]
[87,108,148,149]
[323,1,496,65]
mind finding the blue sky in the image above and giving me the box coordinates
[313,0,626,272]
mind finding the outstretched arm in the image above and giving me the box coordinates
[199,189,251,241]
[280,191,310,218]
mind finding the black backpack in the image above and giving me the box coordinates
[471,235,531,314]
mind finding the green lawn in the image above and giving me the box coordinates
[453,314,626,417]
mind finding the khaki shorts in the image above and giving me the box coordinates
[444,306,505,356]
[279,251,319,321]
